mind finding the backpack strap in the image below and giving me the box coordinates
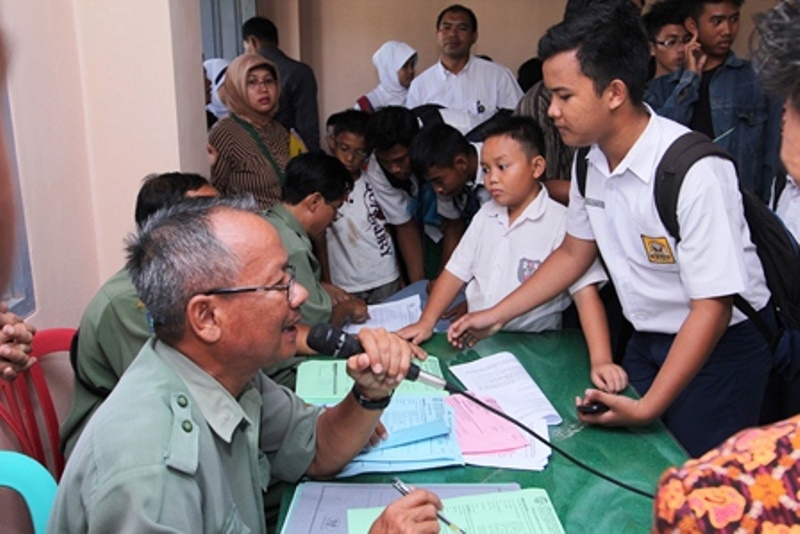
[654,131,737,242]
[575,146,591,197]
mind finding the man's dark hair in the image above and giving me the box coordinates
[538,2,650,106]
[326,109,371,139]
[365,106,420,153]
[135,172,213,229]
[643,0,690,40]
[436,4,478,32]
[281,153,353,205]
[242,16,279,46]
[686,0,745,21]
[482,116,546,160]
[754,0,800,109]
[410,124,473,179]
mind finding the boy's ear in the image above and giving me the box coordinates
[305,192,324,212]
[531,154,547,180]
[606,79,628,111]
[453,154,469,172]
[648,41,656,58]
[327,134,337,153]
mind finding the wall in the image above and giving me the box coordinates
[0,0,777,329]
[0,0,207,328]
[287,0,773,149]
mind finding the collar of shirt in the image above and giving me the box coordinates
[586,104,660,185]
[266,203,311,244]
[436,54,477,78]
[156,339,257,443]
[484,184,551,227]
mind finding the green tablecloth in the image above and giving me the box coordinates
[281,330,688,533]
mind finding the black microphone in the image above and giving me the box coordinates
[307,323,462,393]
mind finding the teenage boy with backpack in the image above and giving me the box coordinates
[448,1,773,457]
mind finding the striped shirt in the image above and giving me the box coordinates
[209,116,289,209]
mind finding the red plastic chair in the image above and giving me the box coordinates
[0,328,76,480]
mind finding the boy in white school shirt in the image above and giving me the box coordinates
[399,116,626,394]
[448,2,773,457]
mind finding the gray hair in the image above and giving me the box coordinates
[125,195,259,343]
[753,0,800,109]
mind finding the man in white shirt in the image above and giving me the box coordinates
[406,4,523,123]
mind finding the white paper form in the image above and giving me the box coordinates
[449,352,558,470]
[449,351,562,426]
[343,295,421,334]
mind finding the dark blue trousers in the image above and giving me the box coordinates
[624,308,773,458]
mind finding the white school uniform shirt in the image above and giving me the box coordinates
[774,174,800,242]
[446,187,607,333]
[406,56,523,122]
[326,174,399,293]
[436,141,491,220]
[362,156,416,226]
[565,110,770,334]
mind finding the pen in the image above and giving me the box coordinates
[391,477,467,534]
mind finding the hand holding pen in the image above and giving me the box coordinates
[390,477,467,534]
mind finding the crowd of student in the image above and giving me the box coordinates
[1,0,799,531]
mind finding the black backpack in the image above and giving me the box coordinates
[576,132,800,377]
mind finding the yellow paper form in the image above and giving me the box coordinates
[347,488,564,534]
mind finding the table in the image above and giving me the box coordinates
[282,330,688,533]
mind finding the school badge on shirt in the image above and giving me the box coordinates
[641,235,675,264]
[518,258,541,282]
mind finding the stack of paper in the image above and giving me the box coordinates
[347,487,565,534]
[337,396,464,477]
[296,351,562,474]
[448,352,560,470]
[342,295,422,334]
[280,482,522,534]
[296,358,463,476]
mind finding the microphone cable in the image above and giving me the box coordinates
[452,387,656,500]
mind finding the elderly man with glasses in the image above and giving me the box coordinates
[49,195,443,534]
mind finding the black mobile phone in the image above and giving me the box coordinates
[577,402,609,415]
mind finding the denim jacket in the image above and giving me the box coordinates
[645,52,782,202]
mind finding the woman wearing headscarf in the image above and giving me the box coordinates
[355,41,417,113]
[209,54,290,209]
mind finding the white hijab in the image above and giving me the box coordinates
[363,41,417,109]
[204,58,230,119]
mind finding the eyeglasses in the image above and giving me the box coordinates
[333,142,369,161]
[326,200,344,222]
[202,265,296,300]
[246,76,277,89]
[654,35,692,49]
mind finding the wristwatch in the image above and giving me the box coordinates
[351,384,392,410]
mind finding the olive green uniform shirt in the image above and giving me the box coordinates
[263,204,332,325]
[60,269,150,456]
[49,339,321,533]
